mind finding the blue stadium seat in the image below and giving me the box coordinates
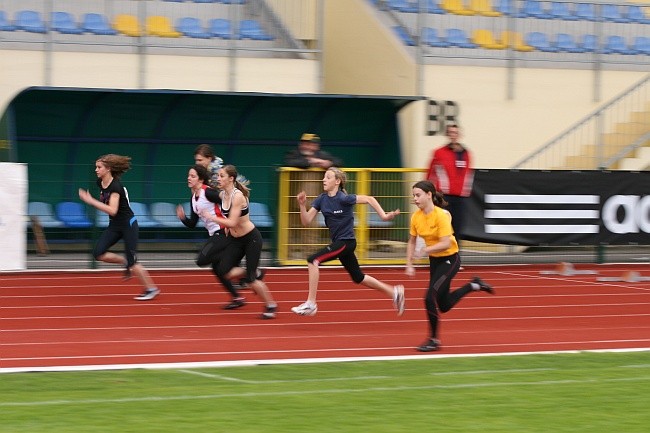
[555,33,584,53]
[549,2,577,20]
[95,209,109,227]
[387,0,419,13]
[82,13,118,35]
[515,1,552,19]
[130,202,160,228]
[193,0,218,3]
[249,202,273,229]
[494,0,515,15]
[393,26,416,46]
[150,202,185,227]
[0,10,17,31]
[601,35,636,55]
[15,10,47,33]
[422,27,450,47]
[221,0,247,4]
[627,5,650,24]
[177,17,210,38]
[209,18,234,39]
[426,0,445,14]
[51,11,83,34]
[601,4,630,23]
[579,34,599,53]
[632,36,650,55]
[28,202,65,228]
[574,3,597,21]
[239,19,274,40]
[525,32,558,52]
[55,202,93,228]
[446,28,477,48]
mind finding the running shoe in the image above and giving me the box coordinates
[261,305,277,320]
[134,288,160,301]
[393,284,405,316]
[291,302,318,316]
[416,338,441,352]
[472,276,494,294]
[222,297,246,310]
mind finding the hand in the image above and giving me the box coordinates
[383,209,400,220]
[175,204,185,220]
[297,191,307,205]
[405,265,415,277]
[78,188,91,203]
[415,247,428,259]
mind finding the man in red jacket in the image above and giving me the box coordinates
[425,124,474,244]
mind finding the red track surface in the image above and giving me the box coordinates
[2,264,650,371]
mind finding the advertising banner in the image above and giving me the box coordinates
[0,163,27,270]
[465,170,650,246]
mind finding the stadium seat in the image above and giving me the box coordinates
[393,26,416,46]
[209,18,234,39]
[193,0,218,3]
[471,0,501,17]
[446,28,477,48]
[51,11,83,34]
[472,29,506,49]
[15,10,47,33]
[632,36,650,55]
[28,202,65,228]
[441,0,476,15]
[579,34,599,53]
[525,32,558,52]
[221,0,246,4]
[500,31,534,51]
[82,13,117,35]
[549,2,577,20]
[574,3,597,21]
[146,16,181,38]
[150,202,185,227]
[249,202,273,229]
[601,35,637,55]
[177,17,210,39]
[555,33,585,53]
[426,0,446,14]
[387,0,419,13]
[368,212,393,228]
[627,5,650,24]
[114,14,142,37]
[95,209,109,227]
[129,202,160,227]
[494,0,515,15]
[421,27,450,47]
[601,4,630,23]
[55,202,93,228]
[239,19,274,40]
[0,10,17,31]
[514,1,552,19]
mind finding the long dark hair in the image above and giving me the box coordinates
[412,180,447,207]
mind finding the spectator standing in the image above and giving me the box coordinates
[425,124,474,243]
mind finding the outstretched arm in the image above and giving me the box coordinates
[355,194,400,220]
[79,189,119,216]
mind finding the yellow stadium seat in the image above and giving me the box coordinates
[500,31,534,52]
[147,16,181,38]
[472,29,507,49]
[114,14,142,37]
[441,0,476,15]
[470,0,502,16]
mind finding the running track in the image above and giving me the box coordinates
[2,264,650,372]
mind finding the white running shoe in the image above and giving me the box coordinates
[291,302,318,316]
[393,285,405,316]
[134,288,160,301]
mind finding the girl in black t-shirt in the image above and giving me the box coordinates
[78,154,160,301]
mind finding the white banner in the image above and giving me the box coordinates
[0,163,27,270]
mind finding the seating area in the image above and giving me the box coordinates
[29,200,274,231]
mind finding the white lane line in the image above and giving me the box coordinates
[178,369,389,383]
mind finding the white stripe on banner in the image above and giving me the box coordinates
[485,194,600,204]
[486,225,600,234]
[0,163,28,270]
[485,210,599,219]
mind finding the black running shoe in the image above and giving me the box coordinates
[416,338,441,352]
[261,305,277,320]
[472,276,494,294]
[222,297,246,310]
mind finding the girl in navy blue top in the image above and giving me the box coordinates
[291,167,405,317]
[78,154,160,301]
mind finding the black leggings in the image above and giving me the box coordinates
[424,253,473,339]
[308,239,365,284]
[93,218,139,267]
[218,228,264,283]
[196,231,240,298]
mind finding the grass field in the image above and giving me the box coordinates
[1,351,649,432]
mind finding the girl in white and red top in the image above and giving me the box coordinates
[176,164,246,310]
